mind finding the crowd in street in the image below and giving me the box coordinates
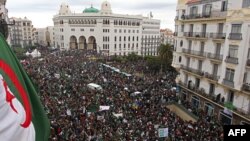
[23,50,224,141]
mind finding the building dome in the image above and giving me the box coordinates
[83,6,99,13]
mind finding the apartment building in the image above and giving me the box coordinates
[9,17,34,47]
[160,28,175,45]
[173,0,250,125]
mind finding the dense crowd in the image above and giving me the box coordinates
[23,50,223,141]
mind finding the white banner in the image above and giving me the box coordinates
[99,106,110,111]
[158,128,168,138]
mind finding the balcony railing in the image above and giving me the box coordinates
[225,56,239,64]
[204,72,220,82]
[182,48,206,57]
[180,65,204,76]
[228,33,242,40]
[210,33,226,39]
[183,32,209,38]
[223,79,234,88]
[207,53,223,61]
[181,10,227,20]
[242,83,250,92]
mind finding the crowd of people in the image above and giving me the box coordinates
[23,50,223,141]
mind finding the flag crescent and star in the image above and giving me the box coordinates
[0,33,50,141]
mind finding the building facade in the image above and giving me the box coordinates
[32,26,55,47]
[173,0,250,125]
[53,1,160,56]
[9,17,34,47]
[160,28,175,45]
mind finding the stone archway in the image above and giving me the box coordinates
[88,36,96,50]
[79,36,87,49]
[70,36,78,49]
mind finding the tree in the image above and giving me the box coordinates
[158,43,173,73]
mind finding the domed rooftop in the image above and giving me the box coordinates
[83,6,99,13]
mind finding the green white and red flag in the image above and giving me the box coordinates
[0,33,50,141]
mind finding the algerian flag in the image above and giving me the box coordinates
[0,33,50,140]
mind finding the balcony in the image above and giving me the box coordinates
[223,79,234,88]
[179,81,250,121]
[207,53,223,62]
[228,33,242,40]
[182,48,206,58]
[210,33,226,40]
[242,83,250,92]
[225,56,239,64]
[180,10,227,21]
[183,32,209,39]
[204,72,220,82]
[180,65,204,77]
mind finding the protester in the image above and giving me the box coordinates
[23,49,223,141]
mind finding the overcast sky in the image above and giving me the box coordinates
[6,0,177,30]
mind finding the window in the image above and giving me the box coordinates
[225,68,235,82]
[80,29,84,31]
[228,90,234,103]
[231,24,242,33]
[209,83,215,95]
[114,44,117,50]
[221,0,228,11]
[128,36,130,41]
[137,36,139,41]
[124,44,126,49]
[124,37,126,41]
[90,29,94,32]
[203,4,212,16]
[119,29,122,33]
[114,29,117,33]
[179,56,182,63]
[180,40,183,47]
[190,6,198,16]
[243,0,250,8]
[114,36,117,42]
[228,45,238,58]
[71,28,75,31]
[124,29,126,33]
[119,36,121,41]
[181,24,184,32]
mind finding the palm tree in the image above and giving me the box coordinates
[158,43,173,73]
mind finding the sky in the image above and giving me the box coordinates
[6,0,177,31]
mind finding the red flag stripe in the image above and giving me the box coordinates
[0,59,32,128]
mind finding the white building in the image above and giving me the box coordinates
[9,17,34,47]
[173,0,250,124]
[160,28,175,45]
[33,26,55,47]
[0,0,10,43]
[53,1,160,56]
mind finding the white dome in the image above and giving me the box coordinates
[101,0,112,14]
[59,3,71,15]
